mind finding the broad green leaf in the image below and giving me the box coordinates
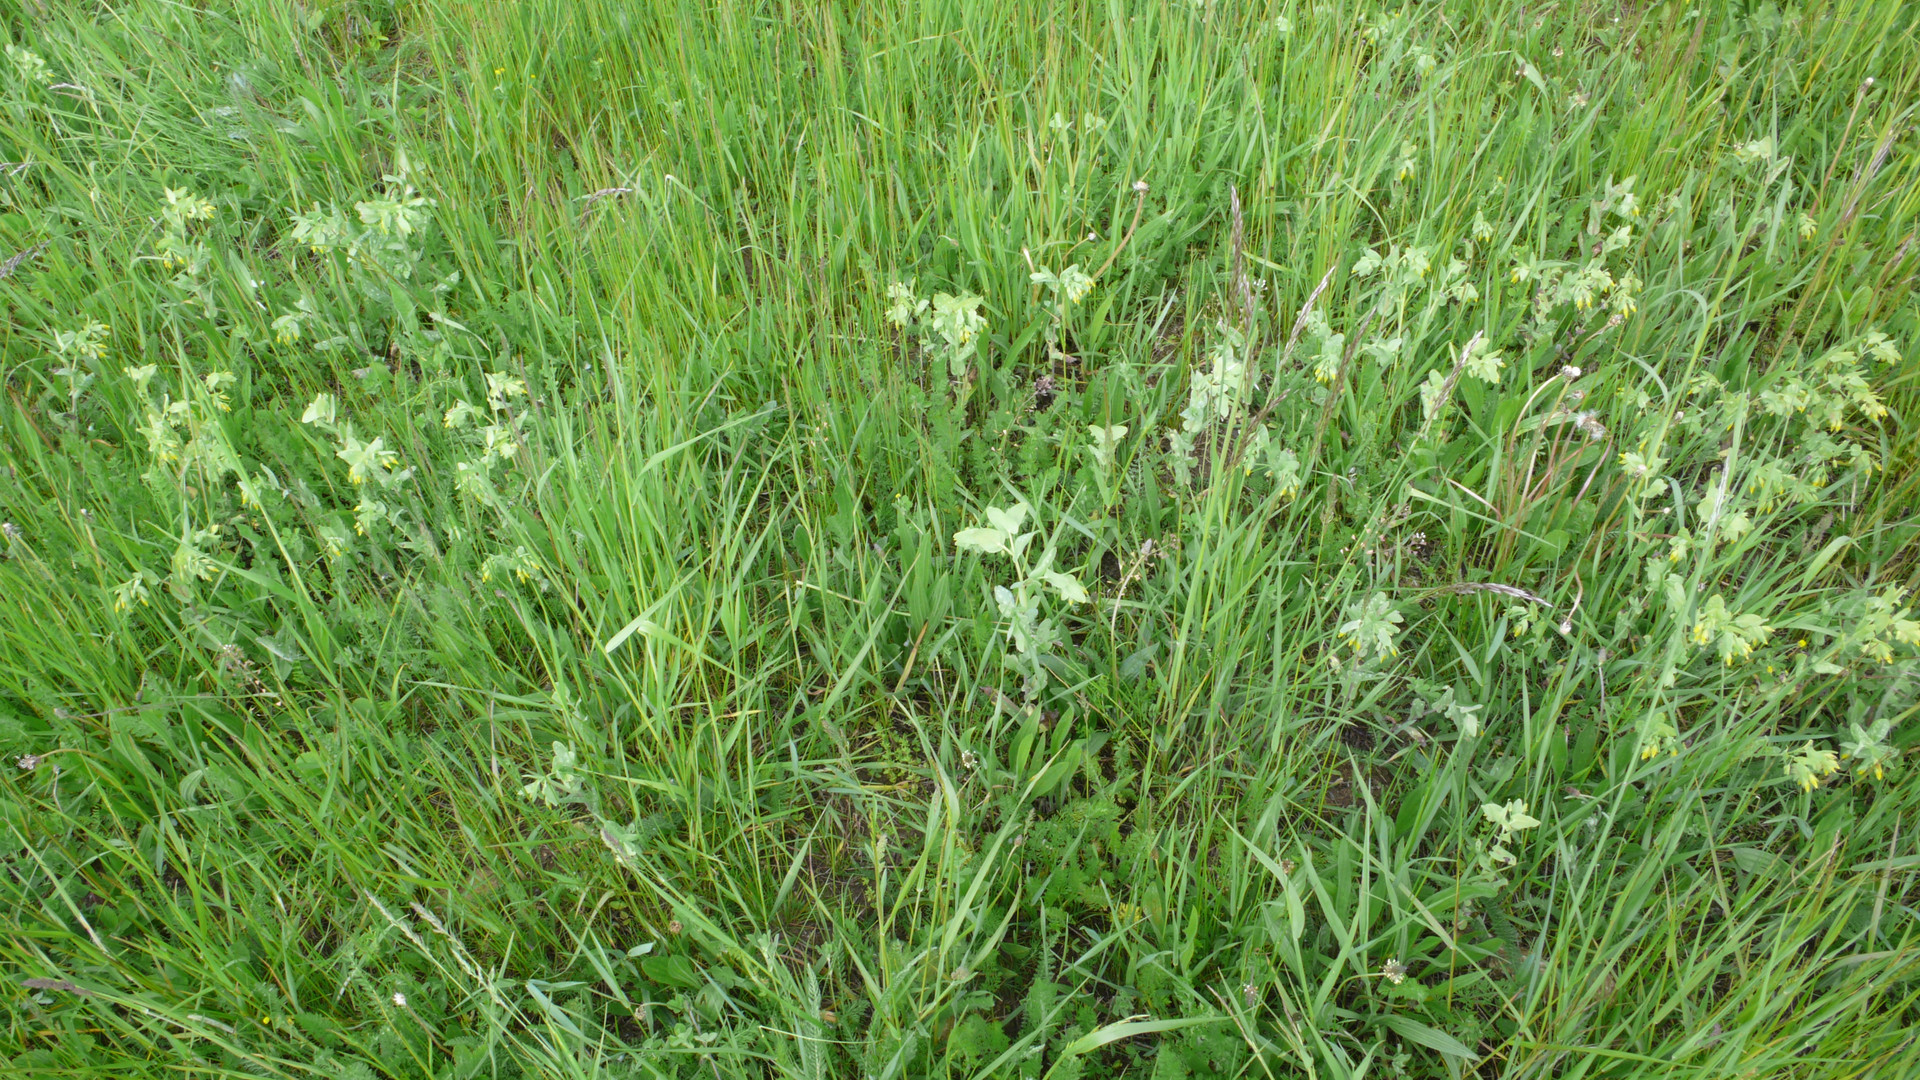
[603,614,657,654]
[1377,1014,1474,1059]
[1516,56,1548,97]
[1040,570,1088,604]
[1729,847,1784,878]
[985,503,1029,536]
[954,527,1009,554]
[1052,1016,1225,1066]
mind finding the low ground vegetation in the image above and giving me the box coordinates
[3,1,1918,1077]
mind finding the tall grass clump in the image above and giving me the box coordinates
[3,1,1918,1077]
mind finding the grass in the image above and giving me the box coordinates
[2,0,1919,1076]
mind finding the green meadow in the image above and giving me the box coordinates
[3,1,1918,1076]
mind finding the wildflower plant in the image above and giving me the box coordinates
[884,279,988,380]
[1085,424,1128,471]
[929,291,988,378]
[1460,336,1505,385]
[1689,595,1772,665]
[1351,243,1431,313]
[109,571,155,612]
[1085,423,1129,504]
[271,296,320,346]
[520,742,589,808]
[1167,320,1290,488]
[154,189,215,267]
[303,393,415,540]
[5,43,52,85]
[1839,719,1897,782]
[885,278,928,328]
[1408,680,1483,738]
[1835,587,1920,667]
[1337,592,1404,662]
[1473,800,1541,888]
[1639,709,1681,760]
[1242,432,1302,496]
[292,153,436,281]
[1782,742,1841,793]
[1030,261,1093,361]
[442,367,530,506]
[954,502,1088,705]
[52,319,109,364]
[49,319,108,422]
[1030,263,1093,306]
[481,546,544,586]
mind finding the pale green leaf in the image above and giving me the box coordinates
[1040,570,1088,604]
[985,503,1029,536]
[954,527,1009,554]
[603,615,657,654]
